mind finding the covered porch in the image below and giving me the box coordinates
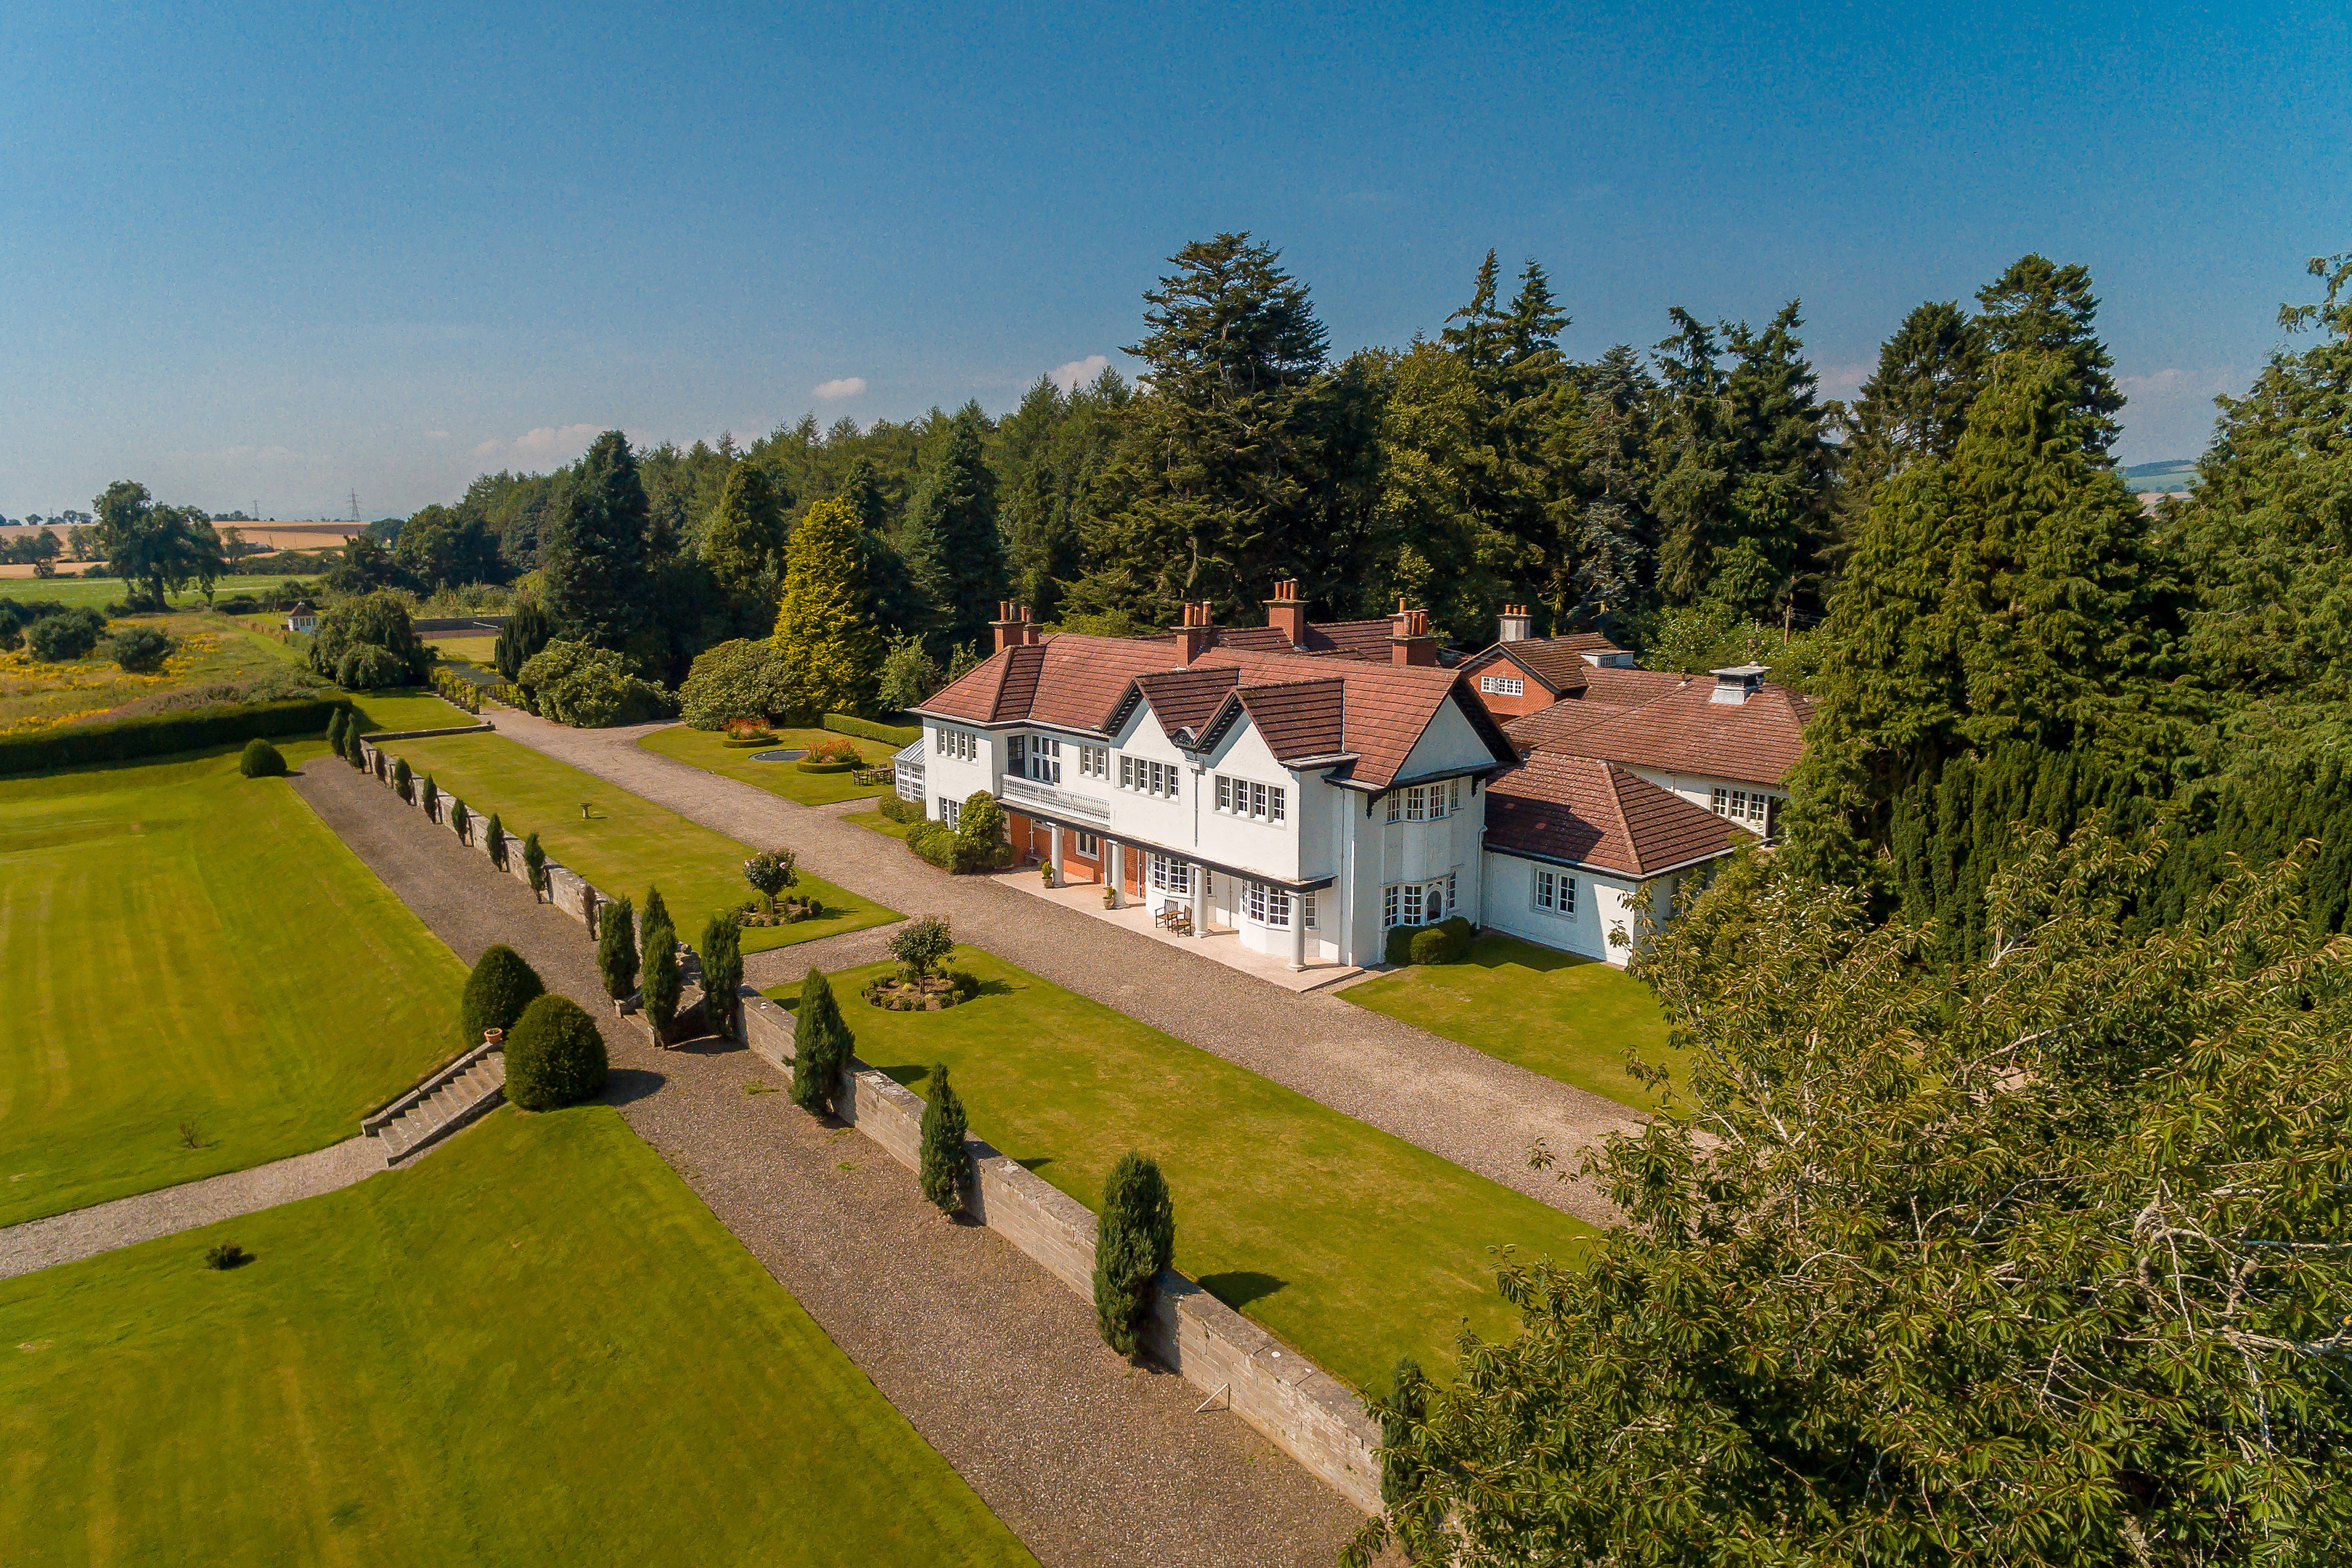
[987,865,1362,994]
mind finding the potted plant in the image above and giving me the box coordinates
[1041,862,1057,888]
[1102,886,1118,910]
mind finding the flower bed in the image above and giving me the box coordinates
[720,732,778,749]
[860,971,979,1012]
[795,758,856,773]
[736,896,822,928]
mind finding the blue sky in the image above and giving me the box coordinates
[3,0,2344,518]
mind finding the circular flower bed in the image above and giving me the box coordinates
[737,897,822,928]
[795,758,857,773]
[721,731,780,749]
[861,973,972,1011]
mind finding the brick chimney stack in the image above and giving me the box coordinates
[1389,597,1437,666]
[990,600,1025,655]
[1498,603,1532,643]
[1264,579,1307,646]
[1021,606,1040,646]
[1175,600,1218,665]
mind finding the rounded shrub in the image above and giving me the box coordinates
[502,993,608,1111]
[460,944,545,1049]
[26,608,104,662]
[238,738,286,778]
[1407,927,1453,966]
[110,626,176,672]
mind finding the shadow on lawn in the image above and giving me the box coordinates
[1196,1270,1289,1310]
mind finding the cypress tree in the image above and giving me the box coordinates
[1092,1151,1175,1356]
[520,830,544,894]
[450,797,470,844]
[1975,254,2126,461]
[640,885,671,938]
[698,915,743,1038]
[639,916,681,1045]
[772,498,882,716]
[493,599,551,681]
[344,722,367,768]
[541,431,652,651]
[918,1062,972,1214]
[325,708,346,754]
[597,896,638,1003]
[701,460,788,597]
[485,812,506,868]
[420,772,438,820]
[791,967,851,1114]
[392,756,412,801]
[460,944,545,1048]
[1380,1355,1431,1511]
[900,405,1006,656]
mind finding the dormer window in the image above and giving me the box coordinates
[1480,673,1524,696]
[1384,778,1463,823]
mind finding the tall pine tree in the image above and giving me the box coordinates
[1975,255,2126,462]
[1841,300,1988,524]
[701,460,788,597]
[773,497,882,716]
[540,430,652,650]
[899,404,1006,655]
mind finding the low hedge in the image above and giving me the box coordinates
[823,713,920,748]
[1387,914,1475,968]
[795,758,857,774]
[878,795,923,823]
[907,821,959,870]
[0,697,344,776]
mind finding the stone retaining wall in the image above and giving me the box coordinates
[357,733,613,930]
[740,993,1381,1512]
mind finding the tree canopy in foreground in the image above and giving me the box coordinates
[1358,832,2351,1567]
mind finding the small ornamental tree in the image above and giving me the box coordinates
[392,756,413,801]
[325,708,347,753]
[1376,1355,1429,1512]
[486,812,507,868]
[640,916,682,1045]
[450,797,470,843]
[889,914,954,980]
[344,724,368,769]
[460,944,544,1048]
[791,967,852,1114]
[110,625,175,672]
[955,791,1004,870]
[520,830,544,894]
[640,884,671,938]
[744,849,797,914]
[918,1062,972,1214]
[238,738,285,778]
[698,915,743,1038]
[1093,1153,1175,1356]
[420,773,438,820]
[597,896,638,1003]
[502,994,608,1111]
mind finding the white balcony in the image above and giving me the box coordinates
[998,772,1111,827]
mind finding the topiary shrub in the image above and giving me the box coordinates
[1438,914,1474,950]
[502,993,608,1110]
[1384,925,1417,966]
[597,896,639,1004]
[325,709,347,753]
[344,724,369,769]
[640,885,671,938]
[698,914,743,1038]
[486,812,507,868]
[110,625,176,672]
[420,773,438,820]
[392,756,414,801]
[238,738,286,777]
[460,944,544,1049]
[1408,927,1453,966]
[520,830,544,894]
[791,967,852,1115]
[640,916,682,1045]
[449,796,470,843]
[1093,1152,1176,1356]
[918,1062,972,1215]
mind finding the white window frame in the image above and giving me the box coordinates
[1302,892,1317,929]
[936,796,961,828]
[1480,673,1524,696]
[1533,867,1578,918]
[1384,883,1400,926]
[1025,735,1061,784]
[1074,830,1100,857]
[934,727,978,762]
[1148,852,1192,895]
[1245,882,1291,928]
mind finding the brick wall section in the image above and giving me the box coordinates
[363,730,1381,1513]
[740,995,1382,1513]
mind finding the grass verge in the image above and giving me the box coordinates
[638,724,897,807]
[771,947,1597,1389]
[0,747,465,1225]
[844,807,917,841]
[0,1106,1035,1567]
[1342,932,1684,1112]
[380,730,898,954]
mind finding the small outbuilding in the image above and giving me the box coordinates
[284,601,318,635]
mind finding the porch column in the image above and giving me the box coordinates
[1048,821,1063,881]
[1191,863,1209,936]
[1106,841,1124,907]
[1289,897,1307,971]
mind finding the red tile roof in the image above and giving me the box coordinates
[1485,754,1752,877]
[918,634,1186,730]
[1133,666,1242,740]
[1222,678,1347,760]
[1504,674,1813,787]
[1214,618,1396,659]
[1190,646,1517,789]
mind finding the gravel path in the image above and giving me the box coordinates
[0,1136,380,1281]
[293,756,1365,1568]
[483,708,1638,1222]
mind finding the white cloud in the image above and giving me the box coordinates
[814,377,867,400]
[425,430,449,440]
[1049,354,1111,393]
[470,423,603,464]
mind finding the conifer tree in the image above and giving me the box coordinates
[420,772,438,820]
[772,497,882,716]
[640,885,670,939]
[1378,1355,1430,1511]
[1975,255,2126,461]
[698,915,743,1037]
[486,812,507,867]
[520,828,543,894]
[541,430,652,650]
[449,797,470,844]
[344,722,368,768]
[639,915,681,1045]
[493,599,551,681]
[1093,1152,1175,1355]
[597,896,637,1003]
[917,1062,972,1214]
[701,460,788,596]
[900,404,1006,656]
[791,967,851,1114]
[325,708,346,754]
[392,756,412,801]
[1841,300,1987,519]
[460,944,544,1049]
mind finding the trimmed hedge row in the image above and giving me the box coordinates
[822,713,920,748]
[0,697,345,776]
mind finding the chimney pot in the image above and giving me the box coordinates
[1176,600,1217,664]
[1498,604,1532,644]
[1265,579,1307,645]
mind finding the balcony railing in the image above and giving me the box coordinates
[998,772,1111,826]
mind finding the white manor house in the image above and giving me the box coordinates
[901,587,1812,972]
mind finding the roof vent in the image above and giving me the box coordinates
[1708,664,1768,706]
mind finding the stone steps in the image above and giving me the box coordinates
[367,1048,507,1166]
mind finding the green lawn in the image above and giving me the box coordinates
[773,948,1597,1390]
[0,573,322,608]
[0,1106,1034,1567]
[382,730,899,955]
[845,807,917,840]
[0,747,465,1226]
[1343,933,1685,1113]
[425,631,502,665]
[639,724,898,806]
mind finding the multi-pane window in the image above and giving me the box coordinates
[1387,780,1461,822]
[1302,893,1317,929]
[1710,786,1771,829]
[1533,867,1578,918]
[1148,853,1192,894]
[934,727,978,762]
[1075,744,1109,779]
[1480,674,1524,696]
[1074,830,1100,857]
[1119,757,1180,799]
[1023,735,1061,784]
[935,796,962,828]
[1245,881,1291,928]
[1214,775,1285,822]
[1382,873,1459,929]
